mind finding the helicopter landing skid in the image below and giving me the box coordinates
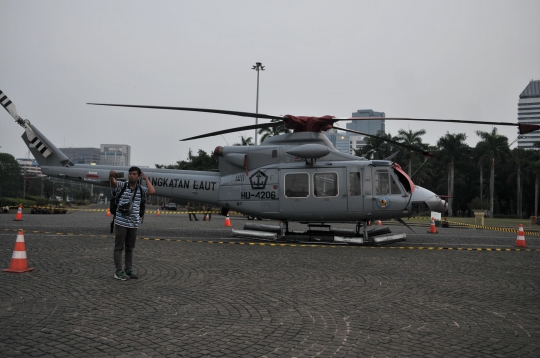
[333,233,407,246]
[231,222,406,246]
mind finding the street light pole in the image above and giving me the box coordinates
[252,62,265,146]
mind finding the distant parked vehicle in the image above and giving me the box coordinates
[166,202,177,211]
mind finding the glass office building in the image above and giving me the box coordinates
[517,80,540,149]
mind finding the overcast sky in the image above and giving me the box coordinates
[1,0,539,167]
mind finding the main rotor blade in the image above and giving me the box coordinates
[335,126,434,157]
[87,103,284,121]
[181,121,284,141]
[336,117,539,134]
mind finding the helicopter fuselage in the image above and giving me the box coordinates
[34,131,444,222]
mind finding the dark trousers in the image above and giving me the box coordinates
[114,224,137,271]
[189,213,198,220]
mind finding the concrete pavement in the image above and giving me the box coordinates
[1,211,539,357]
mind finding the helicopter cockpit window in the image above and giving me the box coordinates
[375,170,402,195]
[390,174,402,194]
[348,172,361,196]
[285,173,309,198]
[314,172,338,197]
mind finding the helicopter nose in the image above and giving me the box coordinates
[412,186,448,213]
[426,195,448,213]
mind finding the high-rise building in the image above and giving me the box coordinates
[59,147,100,164]
[347,109,385,134]
[324,109,385,155]
[17,158,43,176]
[517,80,540,149]
[100,144,131,166]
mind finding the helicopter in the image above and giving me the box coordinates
[2,89,538,243]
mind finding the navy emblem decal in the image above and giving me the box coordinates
[249,170,268,190]
[376,196,390,210]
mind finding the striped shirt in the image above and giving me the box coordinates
[114,181,148,228]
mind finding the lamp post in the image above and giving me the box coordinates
[252,62,265,145]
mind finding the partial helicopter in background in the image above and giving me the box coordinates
[2,89,538,243]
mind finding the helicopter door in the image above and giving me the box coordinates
[347,168,363,213]
[371,168,405,218]
[280,169,346,219]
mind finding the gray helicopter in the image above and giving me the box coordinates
[3,89,538,243]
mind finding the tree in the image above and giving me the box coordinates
[155,149,218,171]
[514,149,540,217]
[475,128,510,217]
[506,148,529,217]
[355,130,396,160]
[436,132,469,216]
[76,186,93,202]
[258,119,291,143]
[529,155,540,217]
[233,136,254,146]
[396,129,427,177]
[410,144,439,187]
[0,153,23,198]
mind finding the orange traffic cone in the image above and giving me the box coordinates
[106,208,111,217]
[13,204,23,221]
[224,214,232,227]
[157,208,161,216]
[514,224,527,247]
[428,217,438,233]
[367,221,372,226]
[3,229,34,273]
[204,214,209,221]
[377,220,382,226]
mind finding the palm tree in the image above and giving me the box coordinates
[396,129,427,177]
[436,132,469,217]
[355,130,396,160]
[233,136,254,146]
[519,149,540,217]
[257,119,291,143]
[475,128,510,217]
[507,148,530,218]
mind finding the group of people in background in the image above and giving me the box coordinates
[158,201,215,221]
[185,202,213,221]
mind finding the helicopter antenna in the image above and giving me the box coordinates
[411,157,430,179]
[509,135,522,147]
[220,135,229,145]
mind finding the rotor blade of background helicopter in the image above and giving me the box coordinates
[336,117,540,134]
[0,89,22,121]
[87,103,284,121]
[335,126,434,157]
[181,121,284,141]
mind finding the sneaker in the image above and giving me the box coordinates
[114,270,129,281]
[125,270,138,279]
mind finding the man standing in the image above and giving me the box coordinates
[187,201,198,221]
[109,167,155,281]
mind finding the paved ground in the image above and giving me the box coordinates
[0,210,539,357]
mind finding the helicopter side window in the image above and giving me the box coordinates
[313,172,338,197]
[375,170,390,195]
[284,173,309,198]
[348,172,361,196]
